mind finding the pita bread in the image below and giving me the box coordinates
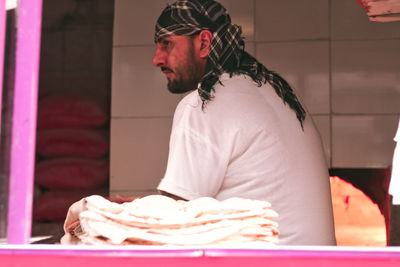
[62,194,279,246]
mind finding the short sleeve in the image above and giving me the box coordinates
[157,125,229,200]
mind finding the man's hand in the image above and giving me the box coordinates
[65,219,81,236]
[108,194,138,204]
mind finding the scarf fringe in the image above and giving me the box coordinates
[200,52,306,129]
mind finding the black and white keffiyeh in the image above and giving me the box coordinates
[155,0,306,128]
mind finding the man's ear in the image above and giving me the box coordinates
[198,30,212,58]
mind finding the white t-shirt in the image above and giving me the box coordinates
[158,74,336,245]
[389,118,400,204]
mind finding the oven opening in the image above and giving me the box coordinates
[329,168,390,246]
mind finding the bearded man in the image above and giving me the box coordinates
[153,0,336,246]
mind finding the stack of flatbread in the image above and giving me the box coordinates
[62,195,279,246]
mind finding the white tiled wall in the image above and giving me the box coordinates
[257,41,330,114]
[332,40,400,114]
[113,0,168,46]
[255,0,329,42]
[110,118,172,196]
[332,115,399,168]
[110,0,400,195]
[331,0,400,40]
[111,46,180,117]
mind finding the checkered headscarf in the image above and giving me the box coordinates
[155,0,306,128]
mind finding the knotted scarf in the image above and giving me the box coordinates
[155,0,306,128]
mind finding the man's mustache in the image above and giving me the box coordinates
[161,66,173,73]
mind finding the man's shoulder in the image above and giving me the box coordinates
[174,90,202,117]
[218,73,255,86]
[214,73,262,98]
[177,90,199,106]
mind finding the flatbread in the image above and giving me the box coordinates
[65,194,279,246]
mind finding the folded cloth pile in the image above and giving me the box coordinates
[61,195,279,246]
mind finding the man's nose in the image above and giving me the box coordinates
[152,47,166,67]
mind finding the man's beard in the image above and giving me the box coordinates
[167,71,200,94]
[167,43,203,94]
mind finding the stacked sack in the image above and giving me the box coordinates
[33,95,109,223]
[61,195,279,246]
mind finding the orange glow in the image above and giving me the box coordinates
[330,176,386,246]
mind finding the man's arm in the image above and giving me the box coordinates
[159,190,188,201]
[109,192,187,203]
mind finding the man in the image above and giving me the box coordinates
[153,0,336,245]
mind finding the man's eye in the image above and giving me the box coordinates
[162,40,171,48]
